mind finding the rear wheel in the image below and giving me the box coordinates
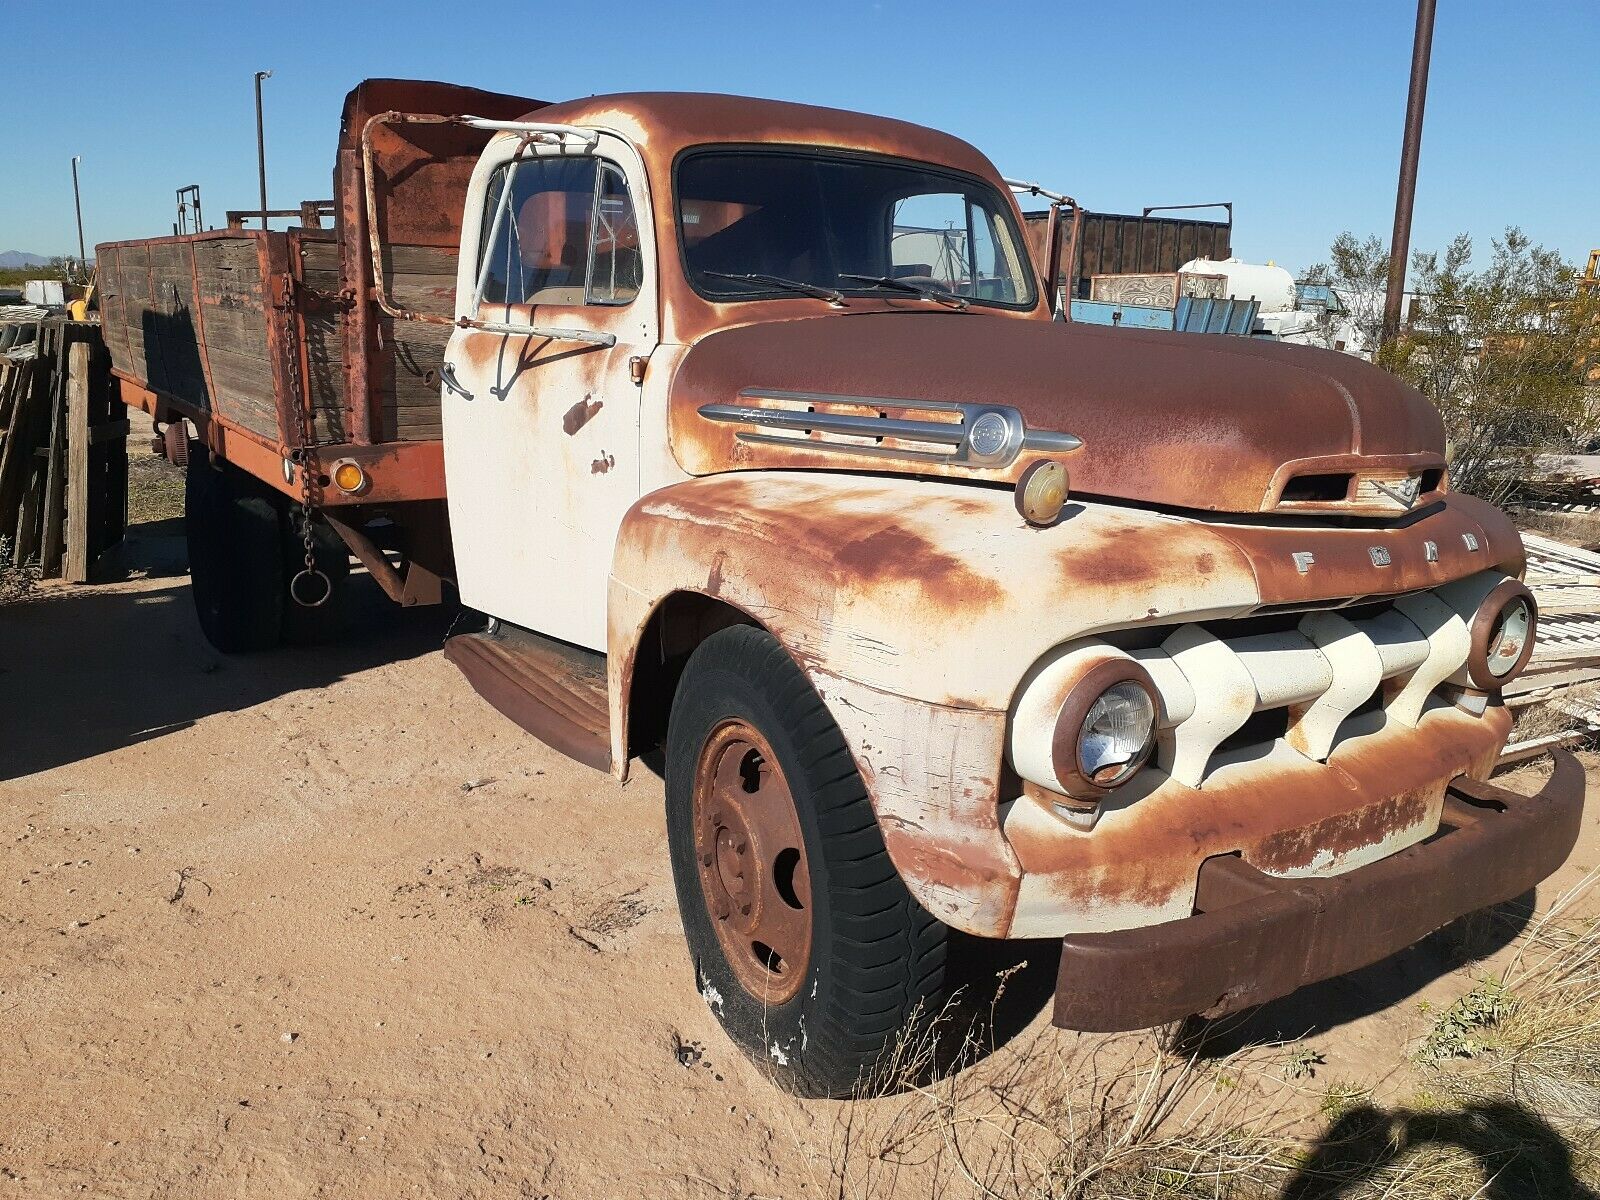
[665,624,960,1098]
[184,450,353,652]
[185,453,286,653]
[280,506,351,645]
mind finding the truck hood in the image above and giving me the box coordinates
[666,312,1446,515]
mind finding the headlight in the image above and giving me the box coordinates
[1012,645,1160,802]
[1077,681,1157,787]
[1465,579,1537,689]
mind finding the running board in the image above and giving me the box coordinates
[444,623,611,772]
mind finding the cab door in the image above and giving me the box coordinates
[441,132,657,651]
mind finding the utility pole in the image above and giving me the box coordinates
[70,155,87,276]
[254,69,274,230]
[1382,0,1437,348]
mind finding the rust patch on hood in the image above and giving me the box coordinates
[668,313,1445,515]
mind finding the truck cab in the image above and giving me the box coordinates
[99,82,1584,1098]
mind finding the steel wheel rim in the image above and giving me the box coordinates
[691,720,813,1004]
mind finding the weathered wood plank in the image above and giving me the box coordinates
[384,244,459,276]
[38,331,72,577]
[198,305,272,360]
[64,341,92,583]
[0,359,41,542]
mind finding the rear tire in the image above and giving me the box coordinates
[665,624,961,1098]
[184,453,285,653]
[281,508,351,645]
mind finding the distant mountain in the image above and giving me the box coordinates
[0,250,53,269]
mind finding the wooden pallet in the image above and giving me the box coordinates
[0,318,128,584]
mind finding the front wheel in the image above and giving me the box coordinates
[665,624,959,1097]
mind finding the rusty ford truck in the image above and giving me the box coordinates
[96,79,1584,1096]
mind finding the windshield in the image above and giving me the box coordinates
[677,150,1036,310]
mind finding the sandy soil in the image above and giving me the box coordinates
[2,518,1596,1199]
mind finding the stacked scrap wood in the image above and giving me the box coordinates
[0,318,128,584]
[1501,531,1600,763]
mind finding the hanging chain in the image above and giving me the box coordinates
[284,297,331,609]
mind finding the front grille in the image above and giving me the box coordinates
[1127,570,1501,787]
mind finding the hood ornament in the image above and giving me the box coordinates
[1370,476,1422,509]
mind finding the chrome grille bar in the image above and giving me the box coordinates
[699,388,1082,468]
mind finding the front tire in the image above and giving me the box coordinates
[665,624,958,1097]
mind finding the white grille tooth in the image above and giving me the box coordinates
[1130,648,1195,727]
[1232,630,1333,709]
[1388,591,1471,725]
[1352,608,1431,679]
[1160,624,1256,787]
[1288,612,1384,760]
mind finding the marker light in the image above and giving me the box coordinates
[331,458,369,496]
[1016,459,1069,526]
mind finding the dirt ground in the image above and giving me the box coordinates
[2,499,1597,1199]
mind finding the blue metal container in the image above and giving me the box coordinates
[1174,295,1260,336]
[1068,299,1175,330]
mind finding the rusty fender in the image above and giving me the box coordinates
[606,471,1525,938]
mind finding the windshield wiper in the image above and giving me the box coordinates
[839,273,969,310]
[702,270,846,305]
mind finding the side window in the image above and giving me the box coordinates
[475,157,641,309]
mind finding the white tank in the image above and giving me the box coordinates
[1181,257,1297,313]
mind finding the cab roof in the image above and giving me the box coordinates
[518,91,1002,183]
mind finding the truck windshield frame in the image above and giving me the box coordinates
[673,146,1038,313]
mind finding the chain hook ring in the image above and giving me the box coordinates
[290,568,333,608]
[282,295,327,610]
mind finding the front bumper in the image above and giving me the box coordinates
[1053,750,1586,1032]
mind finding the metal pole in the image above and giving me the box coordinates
[70,155,86,274]
[254,69,274,230]
[1383,0,1436,347]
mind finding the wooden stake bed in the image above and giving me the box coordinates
[91,79,547,515]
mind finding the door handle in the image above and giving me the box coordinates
[439,361,474,401]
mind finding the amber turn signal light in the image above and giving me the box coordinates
[331,458,369,496]
[1016,459,1069,526]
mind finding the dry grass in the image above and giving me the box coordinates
[0,533,39,605]
[824,978,1295,1200]
[1513,505,1600,550]
[1510,685,1600,747]
[823,873,1600,1199]
[1292,873,1600,1198]
[126,453,184,527]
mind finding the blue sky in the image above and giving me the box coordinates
[4,0,1596,276]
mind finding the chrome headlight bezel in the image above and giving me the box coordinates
[1465,578,1537,689]
[1048,658,1159,800]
